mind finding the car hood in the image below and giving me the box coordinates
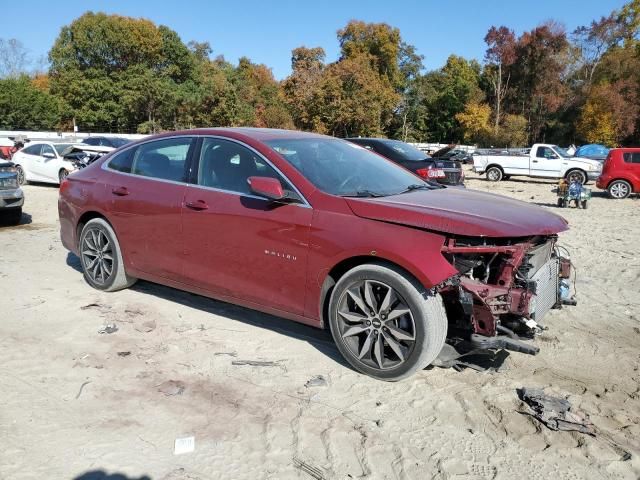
[568,156,602,167]
[345,188,569,237]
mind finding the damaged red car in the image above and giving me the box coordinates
[58,128,574,381]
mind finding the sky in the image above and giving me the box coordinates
[1,0,628,79]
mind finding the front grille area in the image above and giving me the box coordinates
[530,257,559,322]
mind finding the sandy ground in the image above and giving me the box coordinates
[0,170,639,480]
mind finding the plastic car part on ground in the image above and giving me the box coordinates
[517,387,595,435]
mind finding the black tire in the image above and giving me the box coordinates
[557,198,564,208]
[59,169,69,184]
[2,207,22,225]
[486,166,503,182]
[79,218,136,292]
[503,175,511,180]
[328,263,447,381]
[607,180,631,199]
[15,165,26,185]
[581,200,588,209]
[566,169,587,185]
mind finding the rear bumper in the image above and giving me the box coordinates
[0,187,24,209]
[596,175,610,189]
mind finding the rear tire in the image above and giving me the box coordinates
[557,198,565,208]
[58,168,69,184]
[608,180,631,199]
[486,166,503,182]
[328,263,447,381]
[581,200,588,209]
[566,169,587,185]
[79,218,136,292]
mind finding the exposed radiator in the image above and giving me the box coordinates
[530,257,559,322]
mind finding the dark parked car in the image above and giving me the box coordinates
[81,136,131,148]
[59,128,573,380]
[0,160,24,225]
[346,138,464,186]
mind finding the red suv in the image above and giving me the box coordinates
[597,148,640,199]
[58,128,573,380]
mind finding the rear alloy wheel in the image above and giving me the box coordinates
[486,166,503,182]
[79,218,136,292]
[329,263,447,381]
[566,169,587,184]
[608,180,631,199]
[15,165,25,185]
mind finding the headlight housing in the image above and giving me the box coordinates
[0,176,18,189]
[0,166,16,174]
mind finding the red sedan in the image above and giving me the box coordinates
[59,128,572,380]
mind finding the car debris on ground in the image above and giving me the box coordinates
[97,323,118,334]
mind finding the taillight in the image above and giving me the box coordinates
[416,168,429,178]
[59,177,70,194]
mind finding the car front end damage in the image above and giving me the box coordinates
[437,235,574,355]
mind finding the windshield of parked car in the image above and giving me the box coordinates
[380,139,429,161]
[265,138,434,197]
[53,144,74,155]
[552,145,569,158]
[110,138,129,147]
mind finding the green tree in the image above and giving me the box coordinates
[0,75,61,130]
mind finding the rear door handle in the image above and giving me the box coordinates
[112,186,129,196]
[185,200,209,211]
[532,160,539,163]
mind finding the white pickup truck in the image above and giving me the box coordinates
[473,143,603,184]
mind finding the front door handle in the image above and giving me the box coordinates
[532,160,539,163]
[112,186,129,196]
[185,200,209,211]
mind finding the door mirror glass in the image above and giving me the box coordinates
[248,176,285,200]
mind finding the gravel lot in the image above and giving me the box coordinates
[1,170,639,479]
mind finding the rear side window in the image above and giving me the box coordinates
[622,152,640,163]
[22,144,42,155]
[131,137,194,182]
[108,148,136,173]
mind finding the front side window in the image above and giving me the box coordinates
[41,144,56,157]
[130,137,193,182]
[536,146,556,159]
[22,144,42,156]
[265,138,435,197]
[53,144,73,155]
[197,138,297,197]
[107,147,136,173]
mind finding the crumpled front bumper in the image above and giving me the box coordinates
[0,187,24,209]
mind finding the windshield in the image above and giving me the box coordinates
[265,138,433,196]
[552,145,569,158]
[381,139,429,161]
[53,144,74,155]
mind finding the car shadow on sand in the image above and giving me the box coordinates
[66,252,348,369]
[0,210,32,227]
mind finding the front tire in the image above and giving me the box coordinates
[608,180,631,199]
[15,165,26,185]
[486,166,503,182]
[79,218,136,292]
[59,169,69,184]
[328,263,447,381]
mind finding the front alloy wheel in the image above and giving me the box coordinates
[566,170,587,184]
[329,263,447,381]
[336,279,416,371]
[15,165,25,185]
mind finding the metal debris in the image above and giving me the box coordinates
[305,375,328,388]
[517,387,595,435]
[75,380,92,399]
[117,351,131,357]
[97,323,118,334]
[293,457,326,480]
[232,359,281,367]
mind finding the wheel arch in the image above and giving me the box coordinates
[564,168,587,181]
[76,211,115,246]
[486,163,504,173]
[607,177,634,189]
[318,255,425,330]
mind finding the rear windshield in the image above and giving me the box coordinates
[380,140,429,161]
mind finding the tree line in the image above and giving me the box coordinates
[0,3,639,147]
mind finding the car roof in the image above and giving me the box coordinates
[174,127,330,142]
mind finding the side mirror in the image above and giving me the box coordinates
[42,152,56,159]
[248,176,285,201]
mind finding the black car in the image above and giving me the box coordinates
[81,136,131,148]
[346,138,464,186]
[0,160,24,225]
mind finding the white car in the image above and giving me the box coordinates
[12,142,81,185]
